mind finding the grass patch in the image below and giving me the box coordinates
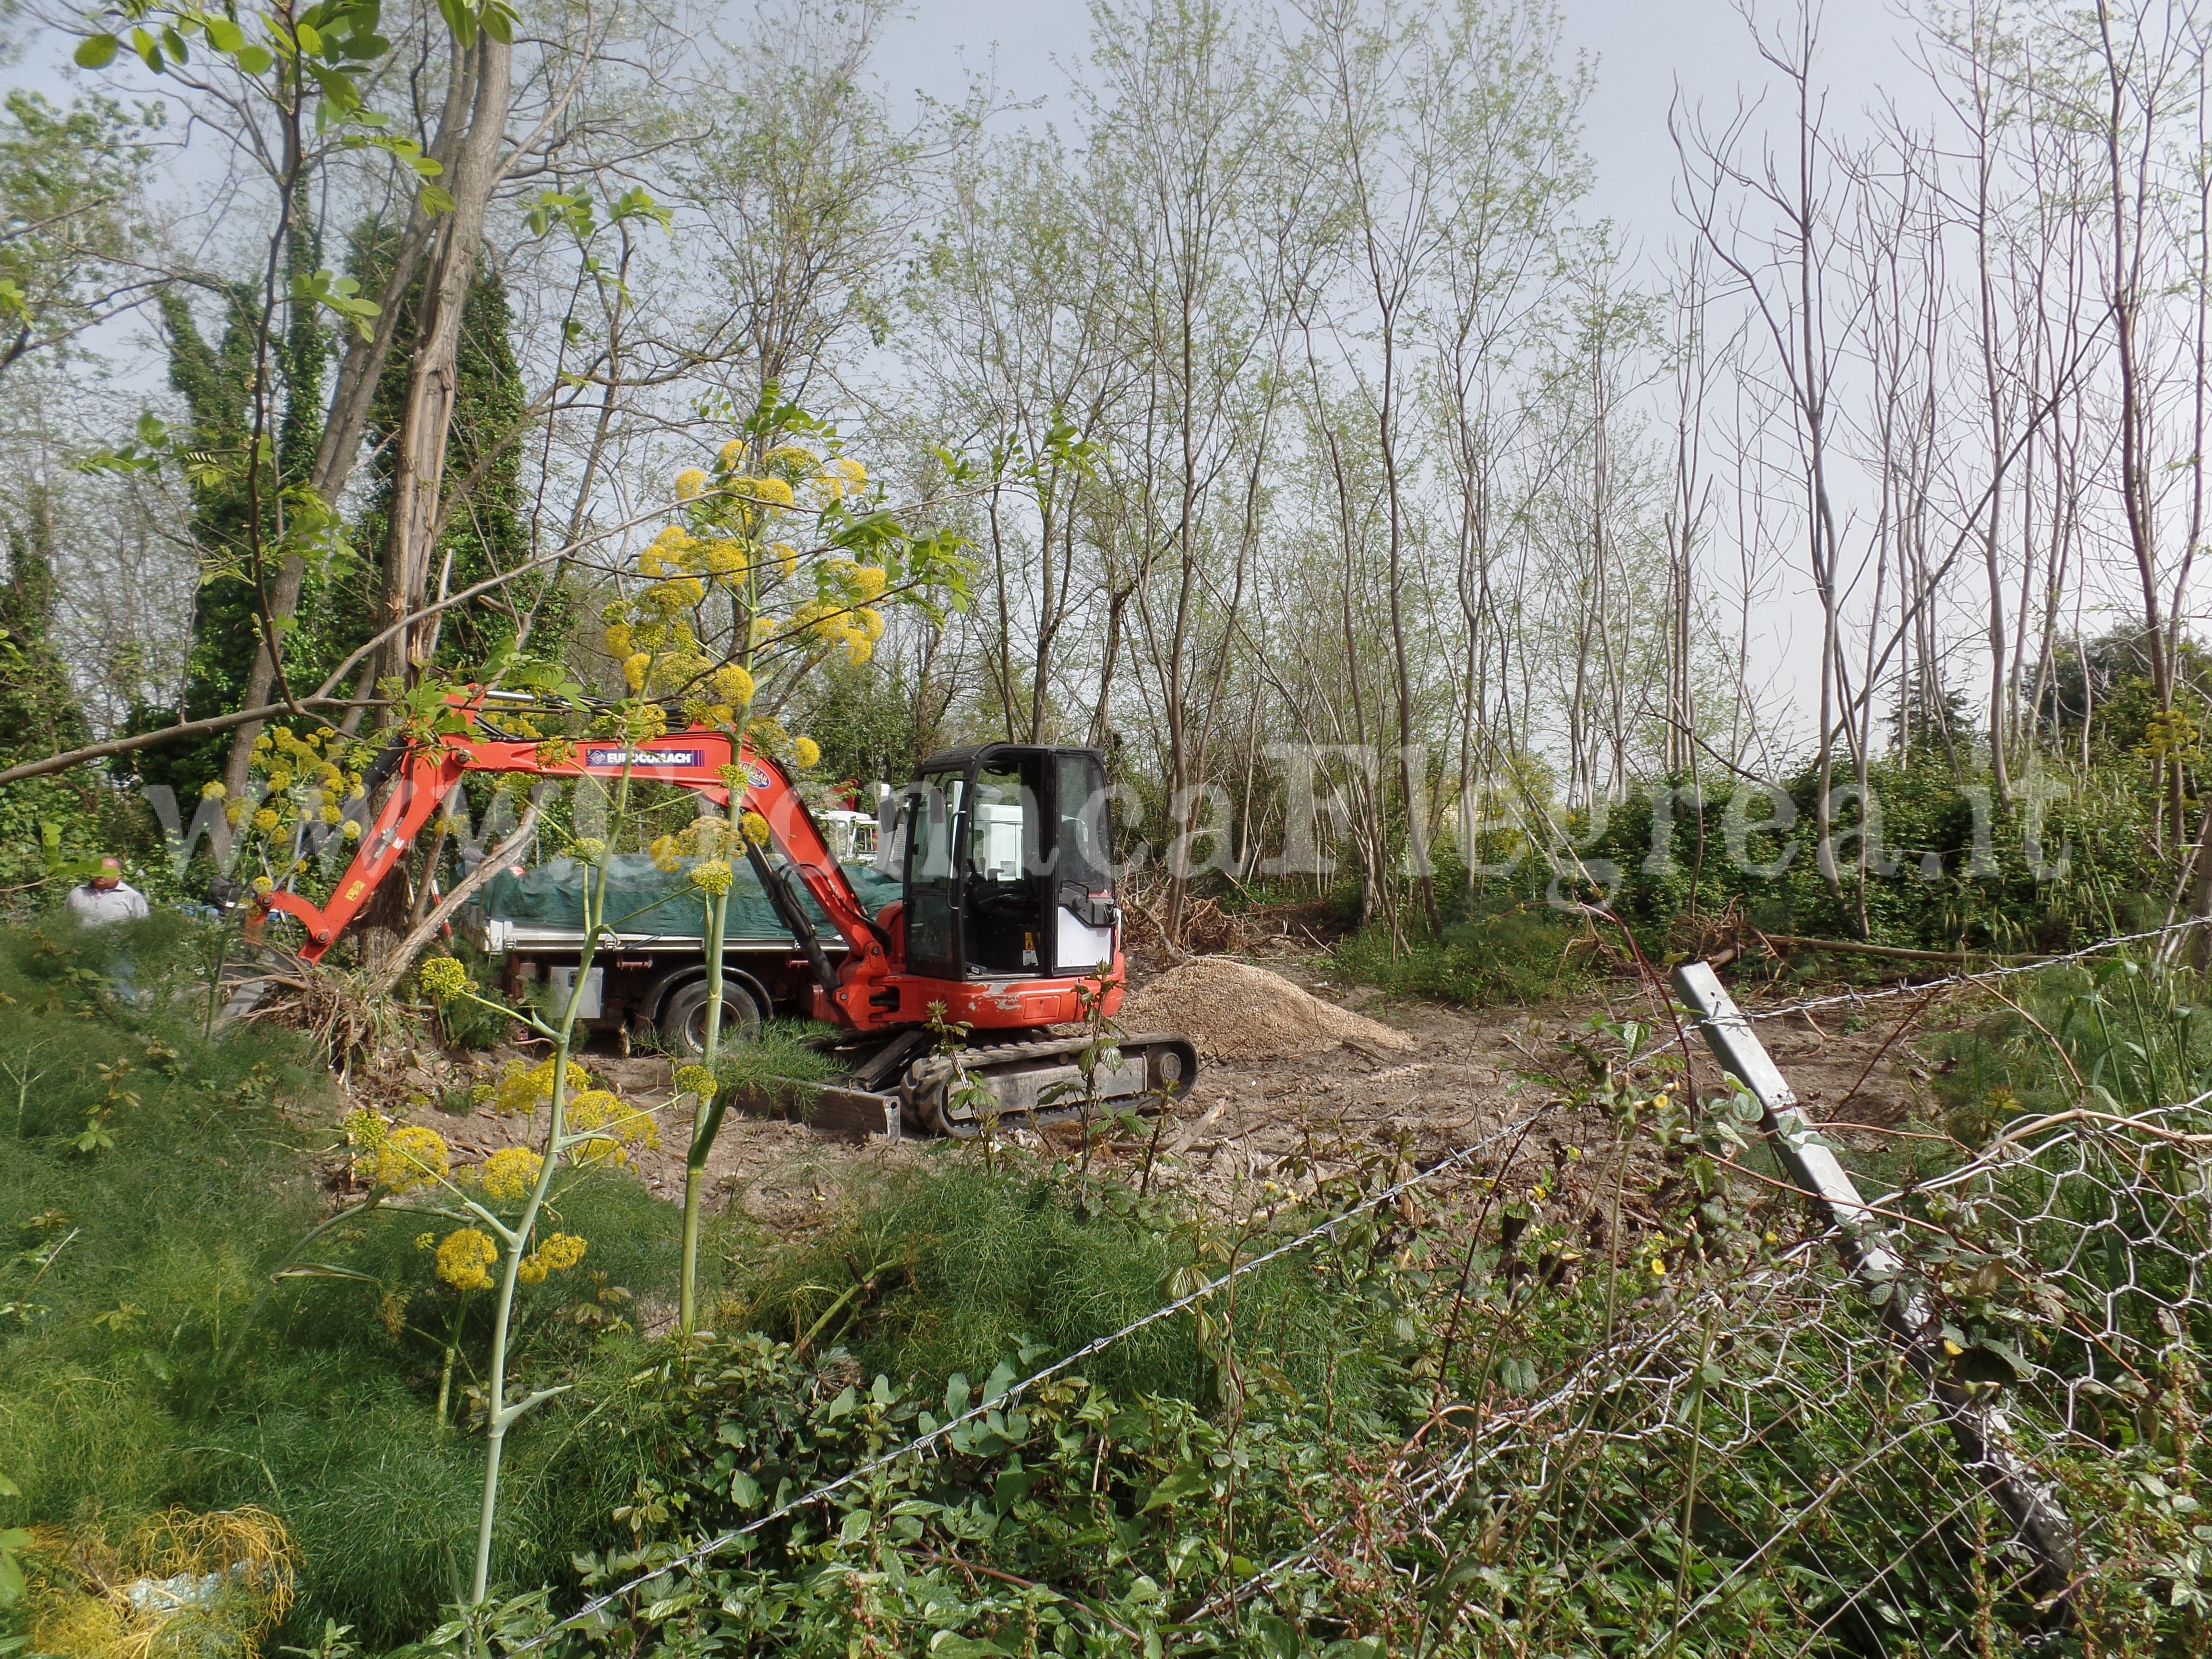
[1334,903,1598,1006]
[709,1017,846,1119]
[726,1158,1400,1412]
[1924,953,2212,1144]
[0,916,687,1650]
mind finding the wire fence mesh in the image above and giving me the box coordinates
[482,953,2212,1657]
[1214,996,2212,1653]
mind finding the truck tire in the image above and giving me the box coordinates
[657,976,765,1058]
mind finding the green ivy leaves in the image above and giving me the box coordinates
[291,265,379,340]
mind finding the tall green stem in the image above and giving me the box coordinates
[679,888,729,1333]
[469,772,628,1610]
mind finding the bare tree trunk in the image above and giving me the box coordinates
[219,43,482,798]
[378,37,514,685]
[2094,2,2181,837]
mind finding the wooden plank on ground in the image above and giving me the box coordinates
[723,1079,900,1141]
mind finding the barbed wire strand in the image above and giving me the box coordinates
[509,1105,1542,1652]
[1733,914,2212,1022]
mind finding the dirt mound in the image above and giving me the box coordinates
[1120,957,1415,1062]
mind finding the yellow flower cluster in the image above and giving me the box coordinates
[827,557,889,601]
[436,1227,498,1291]
[614,433,892,713]
[475,1145,543,1202]
[731,475,795,506]
[417,957,471,1000]
[517,1231,587,1285]
[648,814,747,875]
[600,527,715,699]
[740,811,771,846]
[675,1064,717,1098]
[786,599,880,665]
[371,1124,451,1193]
[567,1088,660,1166]
[689,859,733,897]
[793,735,821,769]
[712,663,755,707]
[488,1057,592,1118]
[234,724,365,849]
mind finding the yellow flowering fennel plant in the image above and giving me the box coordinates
[227,723,371,892]
[639,805,781,1334]
[349,395,968,1613]
[597,389,969,762]
[343,1112,598,1425]
[677,831,736,1334]
[403,730,685,1610]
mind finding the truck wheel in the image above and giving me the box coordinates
[658,977,764,1058]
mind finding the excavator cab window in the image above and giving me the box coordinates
[965,757,1046,974]
[903,772,964,980]
[901,745,1117,984]
[1051,750,1117,973]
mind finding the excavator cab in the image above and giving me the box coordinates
[884,745,1119,984]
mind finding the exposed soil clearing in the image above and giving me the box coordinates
[327,955,1940,1241]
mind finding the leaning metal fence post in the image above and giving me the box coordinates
[1671,960,2078,1612]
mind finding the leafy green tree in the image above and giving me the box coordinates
[123,232,339,800]
[0,486,143,883]
[0,90,156,379]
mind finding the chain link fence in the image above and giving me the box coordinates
[1225,983,2212,1654]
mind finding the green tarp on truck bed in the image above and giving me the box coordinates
[479,853,903,942]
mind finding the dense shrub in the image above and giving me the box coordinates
[1333,901,1599,1006]
[726,1157,1406,1412]
[1329,755,2174,1005]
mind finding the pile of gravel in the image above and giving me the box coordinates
[1118,957,1415,1062]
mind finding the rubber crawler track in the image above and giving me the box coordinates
[895,1032,1197,1138]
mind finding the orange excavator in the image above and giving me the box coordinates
[262,691,1196,1135]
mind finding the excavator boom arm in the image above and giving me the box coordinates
[264,698,881,963]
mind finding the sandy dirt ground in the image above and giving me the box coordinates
[327,946,1941,1244]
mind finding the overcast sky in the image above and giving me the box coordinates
[7,1,1929,260]
[3,2,1941,743]
[870,0,1925,263]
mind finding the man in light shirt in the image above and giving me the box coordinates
[66,856,152,927]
